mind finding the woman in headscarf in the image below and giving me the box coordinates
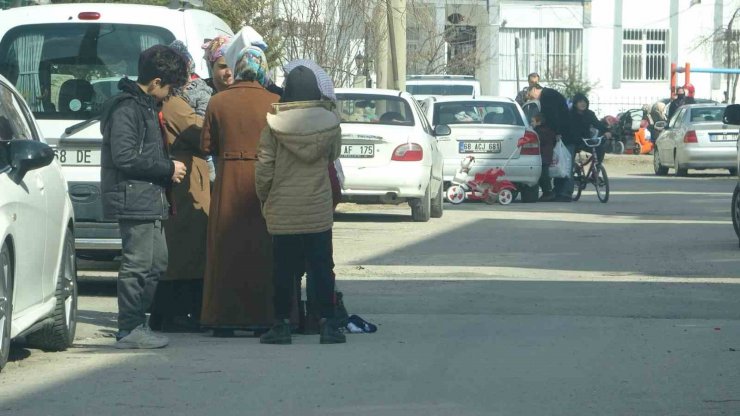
[201,35,234,94]
[200,37,281,337]
[150,40,211,332]
[255,60,345,345]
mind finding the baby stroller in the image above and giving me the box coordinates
[445,136,533,205]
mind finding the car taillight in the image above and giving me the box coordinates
[519,131,540,155]
[684,130,698,144]
[392,143,423,161]
[78,12,101,20]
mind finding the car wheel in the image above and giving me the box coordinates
[0,242,12,372]
[653,148,668,176]
[675,153,688,176]
[519,184,539,203]
[430,181,444,218]
[733,184,740,248]
[411,182,431,222]
[27,230,77,351]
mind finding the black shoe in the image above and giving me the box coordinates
[553,195,572,202]
[260,321,292,345]
[319,319,346,344]
[538,192,556,202]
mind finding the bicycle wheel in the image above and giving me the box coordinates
[595,164,609,203]
[572,164,585,201]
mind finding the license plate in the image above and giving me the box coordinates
[54,147,101,166]
[709,133,738,142]
[341,144,375,158]
[459,141,501,153]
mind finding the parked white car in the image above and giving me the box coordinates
[0,75,78,371]
[422,96,542,202]
[654,104,739,176]
[0,3,233,261]
[334,88,446,221]
[406,75,481,101]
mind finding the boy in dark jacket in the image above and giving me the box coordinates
[570,93,610,162]
[100,45,188,349]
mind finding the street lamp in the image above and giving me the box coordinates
[355,52,372,88]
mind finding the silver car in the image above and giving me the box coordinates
[654,104,739,176]
[422,96,542,202]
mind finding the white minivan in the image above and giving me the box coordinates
[0,4,232,260]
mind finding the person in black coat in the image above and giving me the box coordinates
[570,93,610,162]
[100,45,188,348]
[528,85,574,202]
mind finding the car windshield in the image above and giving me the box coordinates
[688,107,725,123]
[406,84,474,96]
[336,94,415,126]
[434,101,524,126]
[0,23,175,120]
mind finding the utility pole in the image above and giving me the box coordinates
[726,8,740,103]
[384,0,406,90]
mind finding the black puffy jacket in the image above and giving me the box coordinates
[100,78,174,221]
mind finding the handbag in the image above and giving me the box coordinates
[549,139,572,178]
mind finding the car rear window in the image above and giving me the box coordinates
[406,84,474,96]
[434,101,524,126]
[0,23,175,120]
[689,107,725,123]
[336,94,415,126]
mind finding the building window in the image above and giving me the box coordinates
[499,28,583,81]
[622,29,669,81]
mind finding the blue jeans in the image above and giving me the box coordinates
[553,143,576,198]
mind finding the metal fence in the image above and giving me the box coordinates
[499,28,583,81]
[588,95,663,118]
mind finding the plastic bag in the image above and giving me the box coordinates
[549,140,572,178]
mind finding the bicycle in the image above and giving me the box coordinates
[572,136,610,203]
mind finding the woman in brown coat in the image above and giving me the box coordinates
[199,42,280,336]
[150,83,210,332]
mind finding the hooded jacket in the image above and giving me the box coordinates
[255,101,341,235]
[100,78,174,221]
[569,93,607,141]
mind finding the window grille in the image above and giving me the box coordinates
[499,28,583,81]
[622,29,669,81]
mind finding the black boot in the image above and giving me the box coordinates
[319,318,346,344]
[260,320,292,345]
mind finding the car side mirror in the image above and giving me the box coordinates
[654,121,667,130]
[724,104,740,125]
[2,140,55,184]
[434,124,451,137]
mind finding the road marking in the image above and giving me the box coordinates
[334,265,740,283]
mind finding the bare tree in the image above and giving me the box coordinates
[277,0,380,87]
[405,0,491,76]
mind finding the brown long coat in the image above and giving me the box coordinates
[161,96,210,281]
[200,81,280,328]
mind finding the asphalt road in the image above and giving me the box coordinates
[1,156,739,416]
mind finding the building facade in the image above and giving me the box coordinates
[412,0,740,116]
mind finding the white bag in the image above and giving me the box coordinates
[549,140,572,178]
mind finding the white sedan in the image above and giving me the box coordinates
[422,96,542,202]
[335,88,445,221]
[0,75,78,371]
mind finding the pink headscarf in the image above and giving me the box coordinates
[201,35,231,65]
